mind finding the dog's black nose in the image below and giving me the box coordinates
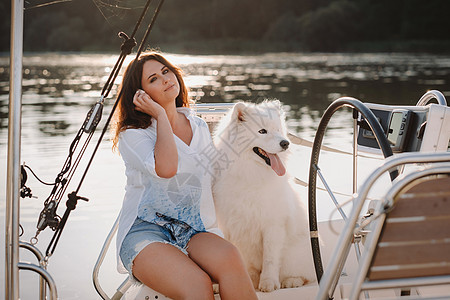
[280,139,289,150]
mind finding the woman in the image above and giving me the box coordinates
[112,52,257,300]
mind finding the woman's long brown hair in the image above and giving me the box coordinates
[112,52,190,150]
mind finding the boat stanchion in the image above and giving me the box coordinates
[6,0,24,298]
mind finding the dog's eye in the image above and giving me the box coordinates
[258,129,267,134]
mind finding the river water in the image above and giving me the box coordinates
[1,52,450,299]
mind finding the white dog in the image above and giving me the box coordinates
[211,100,316,292]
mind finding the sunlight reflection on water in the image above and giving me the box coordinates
[1,52,450,299]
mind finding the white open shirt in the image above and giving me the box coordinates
[116,107,222,273]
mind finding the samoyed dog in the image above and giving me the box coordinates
[212,100,316,292]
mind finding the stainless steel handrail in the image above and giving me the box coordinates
[18,262,57,299]
[93,212,134,300]
[349,164,450,299]
[93,215,120,299]
[19,241,47,300]
[316,152,450,300]
[416,89,447,106]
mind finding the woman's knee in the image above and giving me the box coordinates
[177,270,214,299]
[217,242,246,271]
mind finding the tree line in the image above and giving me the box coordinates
[1,0,450,53]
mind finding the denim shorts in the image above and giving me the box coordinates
[119,214,202,275]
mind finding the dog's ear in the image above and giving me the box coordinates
[232,102,247,122]
[263,99,281,110]
[271,99,282,110]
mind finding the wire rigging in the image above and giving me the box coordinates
[24,0,73,10]
[25,0,166,257]
[92,0,147,36]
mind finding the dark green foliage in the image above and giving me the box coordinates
[2,0,450,53]
[297,0,361,51]
[1,0,11,51]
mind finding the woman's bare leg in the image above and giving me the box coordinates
[133,242,214,300]
[187,232,258,300]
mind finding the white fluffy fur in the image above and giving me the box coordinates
[212,100,316,292]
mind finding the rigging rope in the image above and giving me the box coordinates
[23,164,55,186]
[29,0,166,257]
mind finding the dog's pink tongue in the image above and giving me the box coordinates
[267,153,286,176]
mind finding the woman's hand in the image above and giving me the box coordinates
[133,89,166,120]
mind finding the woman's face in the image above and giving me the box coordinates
[140,59,180,106]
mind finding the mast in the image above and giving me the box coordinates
[6,0,24,298]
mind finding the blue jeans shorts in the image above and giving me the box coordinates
[119,214,202,275]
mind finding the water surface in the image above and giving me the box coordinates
[1,52,449,299]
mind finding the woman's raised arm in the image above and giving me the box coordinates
[133,90,178,178]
